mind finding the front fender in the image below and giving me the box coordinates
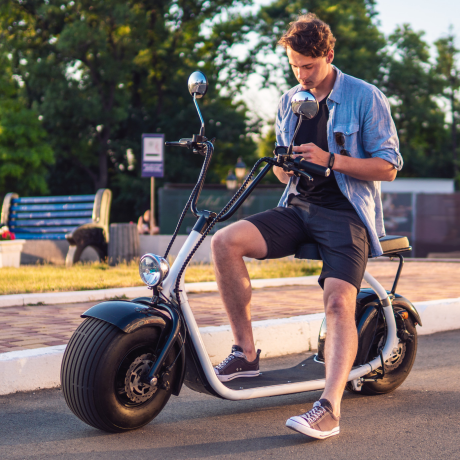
[81,300,168,333]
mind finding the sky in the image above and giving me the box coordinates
[375,0,460,45]
[242,0,460,128]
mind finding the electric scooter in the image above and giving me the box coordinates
[61,71,421,433]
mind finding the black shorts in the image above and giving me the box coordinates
[244,199,369,292]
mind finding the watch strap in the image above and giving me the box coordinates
[328,153,335,170]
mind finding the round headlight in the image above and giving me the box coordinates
[139,254,170,287]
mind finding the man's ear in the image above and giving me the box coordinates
[326,49,334,64]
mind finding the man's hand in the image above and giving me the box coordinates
[291,143,330,167]
[274,143,328,182]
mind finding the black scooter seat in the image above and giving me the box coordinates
[295,235,411,260]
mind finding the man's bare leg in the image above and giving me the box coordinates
[320,277,359,417]
[211,221,268,362]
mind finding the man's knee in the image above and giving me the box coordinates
[211,227,238,257]
[211,221,267,260]
[325,293,355,320]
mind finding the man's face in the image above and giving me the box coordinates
[286,47,334,90]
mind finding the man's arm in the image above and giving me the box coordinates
[291,144,397,181]
[291,87,401,182]
[334,155,397,181]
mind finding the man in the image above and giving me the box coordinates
[211,13,402,439]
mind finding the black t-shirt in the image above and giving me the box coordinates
[290,97,354,211]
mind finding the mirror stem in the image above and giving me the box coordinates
[287,116,305,156]
[193,94,205,137]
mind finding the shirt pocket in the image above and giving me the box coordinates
[333,123,360,156]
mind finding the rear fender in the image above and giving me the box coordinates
[82,299,185,396]
[355,289,422,326]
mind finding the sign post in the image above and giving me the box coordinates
[142,134,164,234]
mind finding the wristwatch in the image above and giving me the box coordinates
[328,153,335,170]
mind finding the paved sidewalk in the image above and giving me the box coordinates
[1,261,459,354]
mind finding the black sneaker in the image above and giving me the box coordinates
[214,345,261,382]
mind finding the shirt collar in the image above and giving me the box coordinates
[327,65,343,105]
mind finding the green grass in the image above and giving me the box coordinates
[0,258,321,295]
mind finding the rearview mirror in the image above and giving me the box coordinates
[291,91,318,119]
[188,71,208,98]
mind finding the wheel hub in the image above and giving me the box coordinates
[378,336,406,371]
[124,353,157,403]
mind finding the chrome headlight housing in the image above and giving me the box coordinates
[139,254,170,287]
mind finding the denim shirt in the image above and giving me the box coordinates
[276,66,403,257]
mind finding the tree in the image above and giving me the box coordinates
[0,46,54,197]
[435,32,460,183]
[1,0,259,221]
[383,25,450,178]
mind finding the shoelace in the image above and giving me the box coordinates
[215,353,236,371]
[301,405,326,425]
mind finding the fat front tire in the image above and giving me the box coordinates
[346,310,418,395]
[61,317,178,432]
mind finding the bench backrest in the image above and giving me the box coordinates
[1,189,111,240]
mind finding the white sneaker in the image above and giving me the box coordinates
[286,399,340,439]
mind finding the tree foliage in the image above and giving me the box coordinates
[1,0,259,221]
[434,32,460,182]
[381,25,450,178]
[0,47,54,197]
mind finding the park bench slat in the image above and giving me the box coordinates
[8,226,78,234]
[10,218,92,227]
[12,233,68,240]
[10,211,93,219]
[12,195,96,204]
[11,203,94,212]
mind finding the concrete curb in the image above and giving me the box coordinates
[0,276,318,308]
[1,297,460,396]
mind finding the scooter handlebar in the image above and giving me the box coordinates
[293,157,330,177]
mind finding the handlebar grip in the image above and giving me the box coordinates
[165,140,190,148]
[294,157,330,177]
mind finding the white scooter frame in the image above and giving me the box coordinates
[161,230,399,400]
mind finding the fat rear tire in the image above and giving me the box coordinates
[346,310,418,395]
[61,317,178,432]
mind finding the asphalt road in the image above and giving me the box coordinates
[1,330,459,460]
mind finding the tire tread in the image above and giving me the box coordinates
[61,318,120,431]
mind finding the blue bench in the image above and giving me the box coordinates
[0,189,112,266]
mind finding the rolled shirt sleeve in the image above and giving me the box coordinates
[362,89,403,171]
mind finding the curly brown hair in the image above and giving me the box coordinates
[278,13,336,58]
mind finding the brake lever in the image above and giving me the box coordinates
[282,163,313,181]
